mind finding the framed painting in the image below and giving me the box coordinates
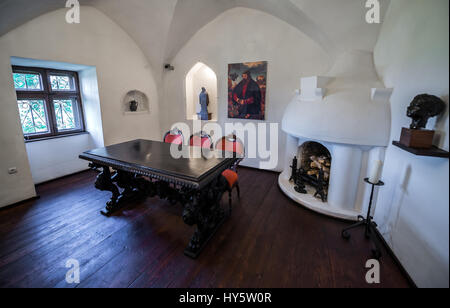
[228,61,267,120]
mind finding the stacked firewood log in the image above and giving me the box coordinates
[306,155,331,181]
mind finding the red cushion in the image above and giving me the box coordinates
[165,134,183,145]
[222,169,239,188]
[190,136,212,149]
[216,139,244,156]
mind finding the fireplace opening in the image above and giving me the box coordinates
[290,142,332,202]
[299,142,331,181]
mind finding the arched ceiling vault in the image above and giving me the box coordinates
[0,0,178,79]
[164,0,338,64]
[0,0,389,79]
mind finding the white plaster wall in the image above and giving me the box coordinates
[79,67,104,150]
[374,0,449,288]
[25,134,95,184]
[163,8,331,171]
[0,57,36,206]
[0,6,161,207]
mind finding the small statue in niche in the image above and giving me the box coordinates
[407,94,446,129]
[198,87,211,121]
[129,100,139,112]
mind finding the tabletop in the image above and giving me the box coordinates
[80,139,238,188]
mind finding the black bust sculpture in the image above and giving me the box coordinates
[407,94,446,129]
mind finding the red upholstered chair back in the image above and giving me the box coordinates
[215,135,245,171]
[164,130,184,145]
[190,132,213,149]
[215,135,245,156]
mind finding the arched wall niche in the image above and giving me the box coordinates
[122,90,150,113]
[185,62,218,121]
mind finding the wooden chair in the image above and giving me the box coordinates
[163,129,184,145]
[215,135,245,215]
[189,132,213,149]
[215,135,245,169]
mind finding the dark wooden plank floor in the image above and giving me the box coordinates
[0,168,412,288]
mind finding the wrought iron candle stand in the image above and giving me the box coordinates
[342,178,385,259]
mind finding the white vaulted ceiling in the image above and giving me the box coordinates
[0,0,177,78]
[0,0,389,77]
[290,0,390,52]
[164,0,337,63]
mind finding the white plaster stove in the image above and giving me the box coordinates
[279,51,393,221]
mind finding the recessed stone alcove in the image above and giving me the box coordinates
[122,90,150,114]
[185,62,218,121]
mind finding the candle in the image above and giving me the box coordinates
[369,160,383,184]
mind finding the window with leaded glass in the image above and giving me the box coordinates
[17,100,50,134]
[12,66,85,141]
[13,73,42,90]
[53,98,82,131]
[50,74,76,91]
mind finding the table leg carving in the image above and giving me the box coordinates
[96,168,149,216]
[93,166,230,258]
[114,171,135,197]
[136,176,156,197]
[183,176,228,259]
[95,166,120,215]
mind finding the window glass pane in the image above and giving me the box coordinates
[53,99,80,131]
[13,73,41,90]
[13,73,26,89]
[17,100,49,135]
[25,74,41,89]
[50,75,73,91]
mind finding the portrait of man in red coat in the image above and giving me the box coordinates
[228,62,267,120]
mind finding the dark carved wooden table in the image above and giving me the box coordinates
[79,139,239,258]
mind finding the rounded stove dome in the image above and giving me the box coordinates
[282,51,392,147]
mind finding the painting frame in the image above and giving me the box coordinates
[228,61,267,120]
